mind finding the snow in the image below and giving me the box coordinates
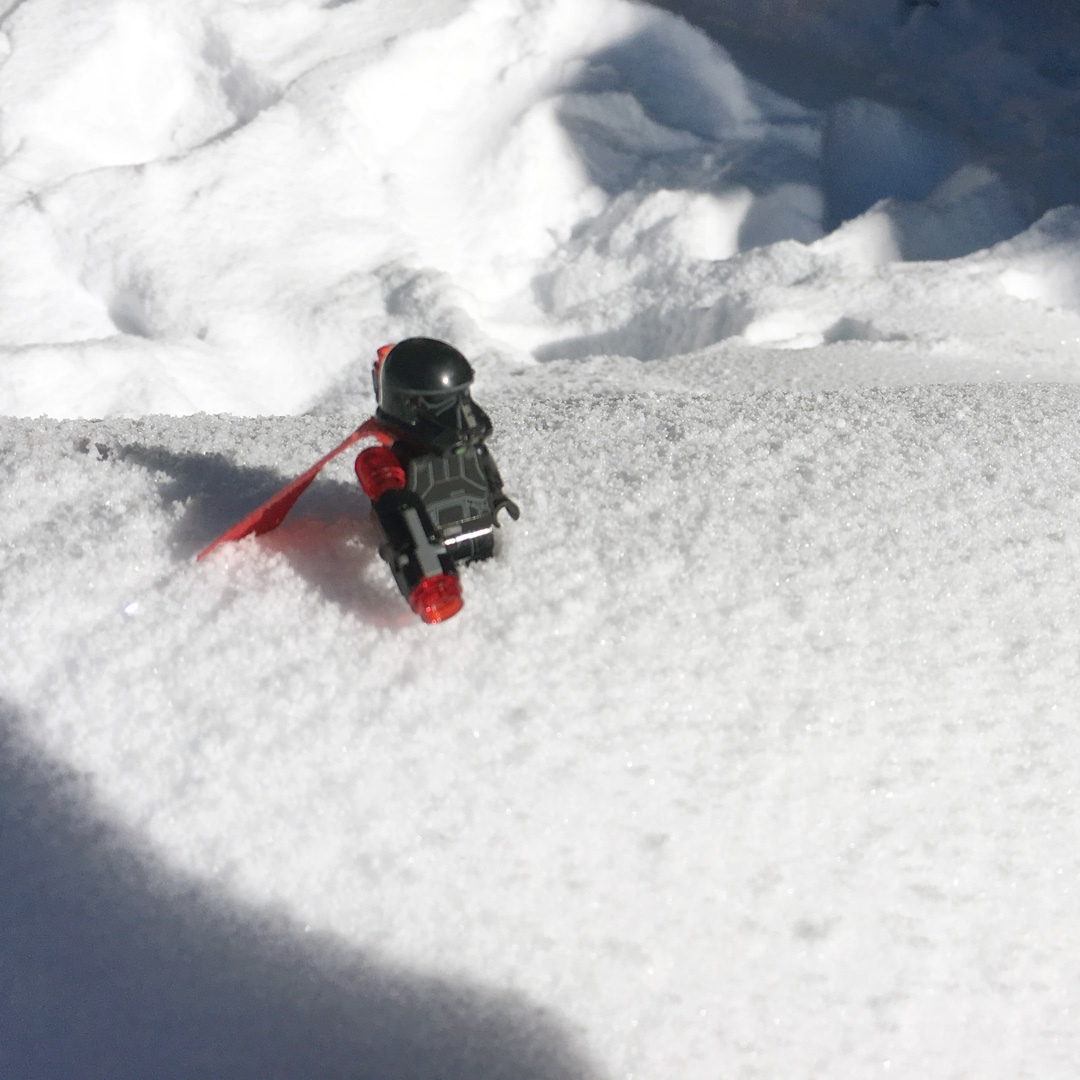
[2,0,1080,1077]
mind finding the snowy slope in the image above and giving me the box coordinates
[4,370,1080,1078]
[3,0,1080,1077]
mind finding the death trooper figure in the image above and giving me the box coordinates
[197,337,517,625]
[354,338,520,624]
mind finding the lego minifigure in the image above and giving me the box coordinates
[198,338,519,624]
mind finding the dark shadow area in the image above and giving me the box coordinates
[111,442,409,624]
[820,96,969,229]
[116,443,369,560]
[640,1,888,111]
[571,7,988,232]
[0,702,603,1080]
[640,0,964,233]
[643,0,1080,215]
[533,294,752,364]
[559,26,821,201]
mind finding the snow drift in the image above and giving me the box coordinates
[0,0,1072,417]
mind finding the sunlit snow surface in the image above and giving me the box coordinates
[5,371,1080,1078]
[3,0,1080,1077]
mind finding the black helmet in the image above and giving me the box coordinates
[375,338,491,450]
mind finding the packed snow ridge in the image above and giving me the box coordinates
[0,0,1076,416]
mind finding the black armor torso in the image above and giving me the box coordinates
[406,446,496,563]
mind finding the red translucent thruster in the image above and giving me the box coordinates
[355,445,406,500]
[409,574,463,624]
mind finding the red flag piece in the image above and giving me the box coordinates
[197,418,390,561]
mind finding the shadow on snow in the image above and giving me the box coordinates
[115,442,409,625]
[0,703,603,1080]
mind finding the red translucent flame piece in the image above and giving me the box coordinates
[408,574,463,624]
[355,445,406,500]
[196,418,388,561]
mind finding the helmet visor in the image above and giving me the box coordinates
[408,389,481,433]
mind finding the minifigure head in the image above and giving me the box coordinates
[374,338,491,450]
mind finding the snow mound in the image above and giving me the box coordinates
[0,0,1067,417]
[3,376,1080,1077]
[991,205,1080,311]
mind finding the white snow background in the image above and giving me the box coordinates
[2,0,1080,1077]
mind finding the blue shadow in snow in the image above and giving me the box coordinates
[0,703,603,1080]
[111,441,412,623]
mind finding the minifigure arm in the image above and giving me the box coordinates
[355,444,406,500]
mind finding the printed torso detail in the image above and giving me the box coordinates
[407,448,495,558]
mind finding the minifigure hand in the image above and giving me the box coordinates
[495,495,521,521]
